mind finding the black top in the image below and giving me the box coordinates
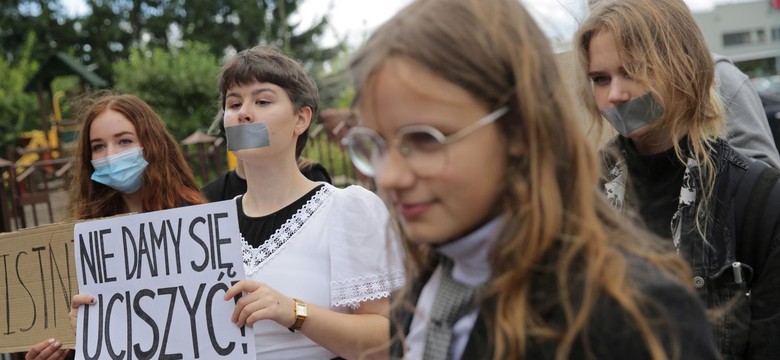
[202,169,248,202]
[390,253,719,359]
[201,162,332,202]
[621,136,685,239]
[236,184,323,247]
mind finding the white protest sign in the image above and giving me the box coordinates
[73,200,254,359]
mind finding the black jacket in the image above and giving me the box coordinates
[604,138,780,359]
[390,254,718,359]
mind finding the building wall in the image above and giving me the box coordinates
[694,0,780,75]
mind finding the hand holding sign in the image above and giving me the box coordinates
[73,201,254,360]
[68,294,95,334]
[24,338,71,360]
[225,280,297,328]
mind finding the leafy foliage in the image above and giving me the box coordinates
[0,0,351,167]
[0,32,40,158]
[303,133,357,185]
[0,1,78,63]
[114,42,221,141]
[1,0,345,84]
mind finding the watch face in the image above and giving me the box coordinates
[296,303,308,317]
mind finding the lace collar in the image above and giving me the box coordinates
[241,185,334,275]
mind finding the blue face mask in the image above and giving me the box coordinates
[90,147,149,194]
[601,92,664,136]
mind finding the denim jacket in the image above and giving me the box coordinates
[603,138,780,359]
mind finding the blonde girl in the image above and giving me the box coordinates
[575,0,780,358]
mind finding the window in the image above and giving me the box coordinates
[723,31,751,46]
[757,29,766,43]
[772,27,780,42]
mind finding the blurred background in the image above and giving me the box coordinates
[0,0,778,235]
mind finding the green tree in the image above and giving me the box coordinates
[2,1,344,84]
[0,1,77,63]
[0,0,350,165]
[0,32,40,158]
[113,41,221,141]
[164,0,341,61]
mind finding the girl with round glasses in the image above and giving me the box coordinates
[345,0,718,358]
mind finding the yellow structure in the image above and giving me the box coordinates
[227,151,237,170]
[14,91,71,172]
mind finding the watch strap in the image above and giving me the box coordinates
[288,298,306,332]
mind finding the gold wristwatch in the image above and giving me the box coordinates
[289,298,307,332]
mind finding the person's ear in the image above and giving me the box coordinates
[294,107,312,136]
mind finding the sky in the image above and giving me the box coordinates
[61,0,760,47]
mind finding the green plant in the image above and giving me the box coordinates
[114,42,221,141]
[302,132,356,187]
[0,32,40,159]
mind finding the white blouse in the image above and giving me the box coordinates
[240,184,405,359]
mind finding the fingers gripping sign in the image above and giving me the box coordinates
[25,338,70,360]
[69,294,96,334]
[224,280,298,329]
[72,201,255,359]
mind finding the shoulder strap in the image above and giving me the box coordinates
[735,161,780,279]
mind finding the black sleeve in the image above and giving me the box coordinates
[201,171,229,202]
[643,278,720,360]
[200,170,248,202]
[585,268,719,360]
[222,170,248,199]
[746,236,780,359]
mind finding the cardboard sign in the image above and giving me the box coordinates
[73,200,254,359]
[0,220,78,353]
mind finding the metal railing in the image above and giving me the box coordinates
[0,157,73,232]
[0,130,368,233]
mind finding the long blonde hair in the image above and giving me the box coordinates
[351,0,691,358]
[574,0,726,235]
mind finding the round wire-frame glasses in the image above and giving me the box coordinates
[342,107,509,178]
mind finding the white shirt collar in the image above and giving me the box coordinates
[434,216,504,287]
